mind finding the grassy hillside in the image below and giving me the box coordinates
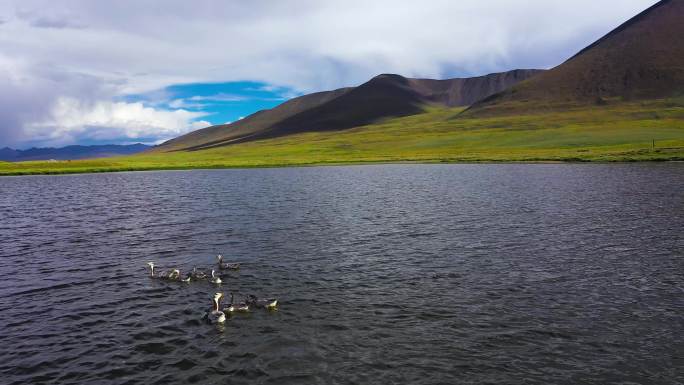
[159,87,353,152]
[155,70,543,152]
[1,99,683,175]
[471,0,684,114]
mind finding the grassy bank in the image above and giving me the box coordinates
[2,100,683,176]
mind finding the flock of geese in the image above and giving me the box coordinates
[146,254,277,324]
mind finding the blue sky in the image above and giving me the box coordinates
[0,0,660,148]
[128,81,302,127]
[13,81,303,148]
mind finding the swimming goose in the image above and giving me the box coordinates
[223,293,250,313]
[247,294,278,310]
[155,268,181,281]
[216,254,240,270]
[206,293,226,324]
[181,273,192,283]
[210,269,222,285]
[190,267,208,280]
[146,263,179,280]
[147,262,156,277]
[165,269,181,281]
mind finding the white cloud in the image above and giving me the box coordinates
[188,93,248,102]
[168,98,205,109]
[24,98,209,146]
[190,120,212,130]
[0,0,658,91]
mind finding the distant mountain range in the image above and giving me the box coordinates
[155,0,683,153]
[157,69,543,151]
[0,144,150,162]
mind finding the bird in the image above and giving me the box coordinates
[223,293,250,313]
[190,267,208,280]
[146,262,177,280]
[216,254,240,270]
[210,269,222,285]
[205,293,226,324]
[155,268,181,281]
[164,269,181,281]
[181,273,192,283]
[146,262,156,277]
[247,294,278,310]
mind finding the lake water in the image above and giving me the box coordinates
[1,164,683,385]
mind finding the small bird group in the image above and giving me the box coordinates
[205,292,278,324]
[146,255,239,284]
[146,263,192,283]
[145,254,278,324]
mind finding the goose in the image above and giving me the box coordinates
[156,268,181,281]
[146,263,178,280]
[216,254,240,270]
[181,273,192,283]
[190,267,208,280]
[165,269,181,281]
[146,262,156,277]
[223,293,249,313]
[210,269,222,285]
[205,293,226,324]
[247,294,278,310]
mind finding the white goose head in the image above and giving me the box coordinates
[213,292,223,311]
[147,262,155,277]
[211,269,222,284]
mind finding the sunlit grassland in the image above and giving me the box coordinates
[2,99,683,175]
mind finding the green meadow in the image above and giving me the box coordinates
[2,99,683,176]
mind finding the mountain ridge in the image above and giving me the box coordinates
[467,0,684,115]
[157,0,684,150]
[155,69,543,152]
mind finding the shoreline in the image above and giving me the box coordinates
[2,158,683,177]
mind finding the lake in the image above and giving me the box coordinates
[1,164,683,384]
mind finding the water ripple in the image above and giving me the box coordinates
[1,165,683,384]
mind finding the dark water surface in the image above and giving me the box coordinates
[1,165,683,385]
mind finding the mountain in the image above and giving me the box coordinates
[0,147,20,161]
[158,87,353,151]
[156,69,543,151]
[0,143,150,162]
[469,0,684,115]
